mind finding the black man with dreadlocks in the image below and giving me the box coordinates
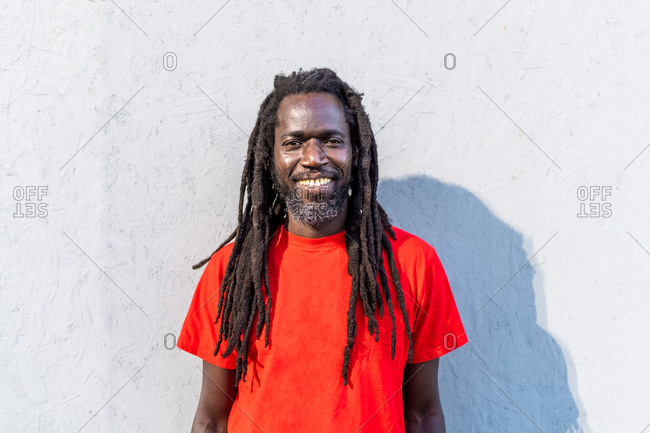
[178,68,467,433]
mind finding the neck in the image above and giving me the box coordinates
[284,198,348,238]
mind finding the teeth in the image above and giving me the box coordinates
[297,178,332,186]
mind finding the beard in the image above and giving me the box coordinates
[271,170,351,227]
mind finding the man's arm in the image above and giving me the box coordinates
[403,358,446,433]
[191,360,237,433]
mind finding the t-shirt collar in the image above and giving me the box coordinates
[274,223,347,251]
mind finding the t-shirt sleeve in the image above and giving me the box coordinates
[409,247,468,363]
[177,250,238,369]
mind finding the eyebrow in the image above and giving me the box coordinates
[280,129,346,139]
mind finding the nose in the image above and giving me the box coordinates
[300,139,327,168]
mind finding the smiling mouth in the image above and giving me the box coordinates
[296,177,333,187]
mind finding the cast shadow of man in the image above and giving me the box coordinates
[378,175,582,433]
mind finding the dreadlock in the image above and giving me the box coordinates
[193,67,413,386]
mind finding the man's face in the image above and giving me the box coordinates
[272,92,354,227]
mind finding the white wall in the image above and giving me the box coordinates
[2,1,648,432]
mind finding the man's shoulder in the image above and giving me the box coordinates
[387,226,438,264]
[204,241,236,275]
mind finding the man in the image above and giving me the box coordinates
[178,68,467,432]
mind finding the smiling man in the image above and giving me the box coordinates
[271,91,353,237]
[178,68,467,433]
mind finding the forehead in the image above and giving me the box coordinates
[275,92,347,132]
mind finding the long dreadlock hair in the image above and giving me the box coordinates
[193,67,413,386]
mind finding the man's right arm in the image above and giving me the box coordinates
[191,360,237,433]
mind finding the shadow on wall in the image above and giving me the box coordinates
[378,175,581,433]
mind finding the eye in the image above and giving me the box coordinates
[283,140,302,147]
[324,138,344,146]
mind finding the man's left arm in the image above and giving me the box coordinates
[402,358,446,433]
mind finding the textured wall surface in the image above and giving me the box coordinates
[2,1,649,432]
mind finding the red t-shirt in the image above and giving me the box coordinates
[178,224,467,432]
